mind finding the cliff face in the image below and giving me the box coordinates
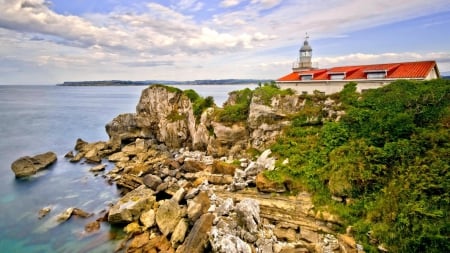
[106,85,204,149]
[106,85,340,157]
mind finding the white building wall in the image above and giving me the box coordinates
[277,80,390,95]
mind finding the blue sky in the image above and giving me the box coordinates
[0,0,449,84]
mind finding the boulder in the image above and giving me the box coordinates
[176,213,214,253]
[108,152,129,162]
[187,191,210,222]
[74,138,88,151]
[182,160,207,173]
[142,235,175,253]
[171,218,189,248]
[212,160,237,175]
[235,198,260,234]
[38,206,52,219]
[11,151,57,177]
[156,199,182,236]
[216,198,234,216]
[274,225,297,242]
[108,185,155,224]
[256,173,286,193]
[89,164,106,172]
[143,174,162,190]
[140,209,156,229]
[210,229,252,253]
[207,174,233,185]
[84,220,101,233]
[56,207,91,223]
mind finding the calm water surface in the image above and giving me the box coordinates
[0,84,256,252]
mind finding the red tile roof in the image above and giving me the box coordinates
[277,61,438,81]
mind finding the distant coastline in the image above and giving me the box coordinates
[57,79,272,86]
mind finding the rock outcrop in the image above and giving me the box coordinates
[108,185,155,224]
[11,151,57,177]
[58,84,358,252]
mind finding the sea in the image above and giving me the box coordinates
[0,84,257,253]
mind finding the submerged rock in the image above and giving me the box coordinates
[38,206,52,219]
[11,151,57,178]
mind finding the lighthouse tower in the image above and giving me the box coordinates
[293,33,313,72]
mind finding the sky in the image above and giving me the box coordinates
[0,0,449,84]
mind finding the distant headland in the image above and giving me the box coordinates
[57,79,271,86]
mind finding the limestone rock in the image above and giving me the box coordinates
[56,207,91,223]
[89,164,106,172]
[182,160,207,173]
[143,174,162,190]
[171,218,189,248]
[256,173,286,193]
[187,191,210,222]
[124,222,142,234]
[207,174,233,185]
[235,198,260,234]
[108,151,129,162]
[274,225,297,242]
[140,209,156,229]
[171,187,187,204]
[108,185,155,224]
[217,198,234,216]
[212,160,237,175]
[156,199,182,236]
[127,231,150,251]
[11,151,57,177]
[176,213,214,253]
[84,220,101,233]
[38,206,52,219]
[210,228,252,253]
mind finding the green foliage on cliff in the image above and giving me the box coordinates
[267,79,450,252]
[253,82,295,105]
[183,89,215,119]
[215,88,253,123]
[215,82,294,123]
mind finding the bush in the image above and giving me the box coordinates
[268,79,450,252]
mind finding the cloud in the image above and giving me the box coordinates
[0,0,449,84]
[250,0,283,9]
[315,52,450,68]
[220,0,243,8]
[174,0,204,12]
[121,60,174,67]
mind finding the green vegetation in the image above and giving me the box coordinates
[267,79,450,252]
[166,111,185,122]
[214,82,294,123]
[253,81,295,105]
[152,84,182,93]
[214,88,253,123]
[182,89,215,119]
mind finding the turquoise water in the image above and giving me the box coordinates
[0,84,256,252]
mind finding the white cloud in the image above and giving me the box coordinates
[250,0,282,9]
[174,0,204,12]
[220,0,243,8]
[315,52,450,68]
[0,0,449,84]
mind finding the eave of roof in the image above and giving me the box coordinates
[276,60,437,82]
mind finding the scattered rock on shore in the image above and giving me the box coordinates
[11,151,57,178]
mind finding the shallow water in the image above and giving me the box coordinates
[0,84,256,252]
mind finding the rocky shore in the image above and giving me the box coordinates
[14,84,360,252]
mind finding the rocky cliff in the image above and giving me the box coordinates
[106,85,341,158]
[63,84,358,253]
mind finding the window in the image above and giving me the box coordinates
[329,73,345,80]
[367,72,386,79]
[300,74,313,80]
